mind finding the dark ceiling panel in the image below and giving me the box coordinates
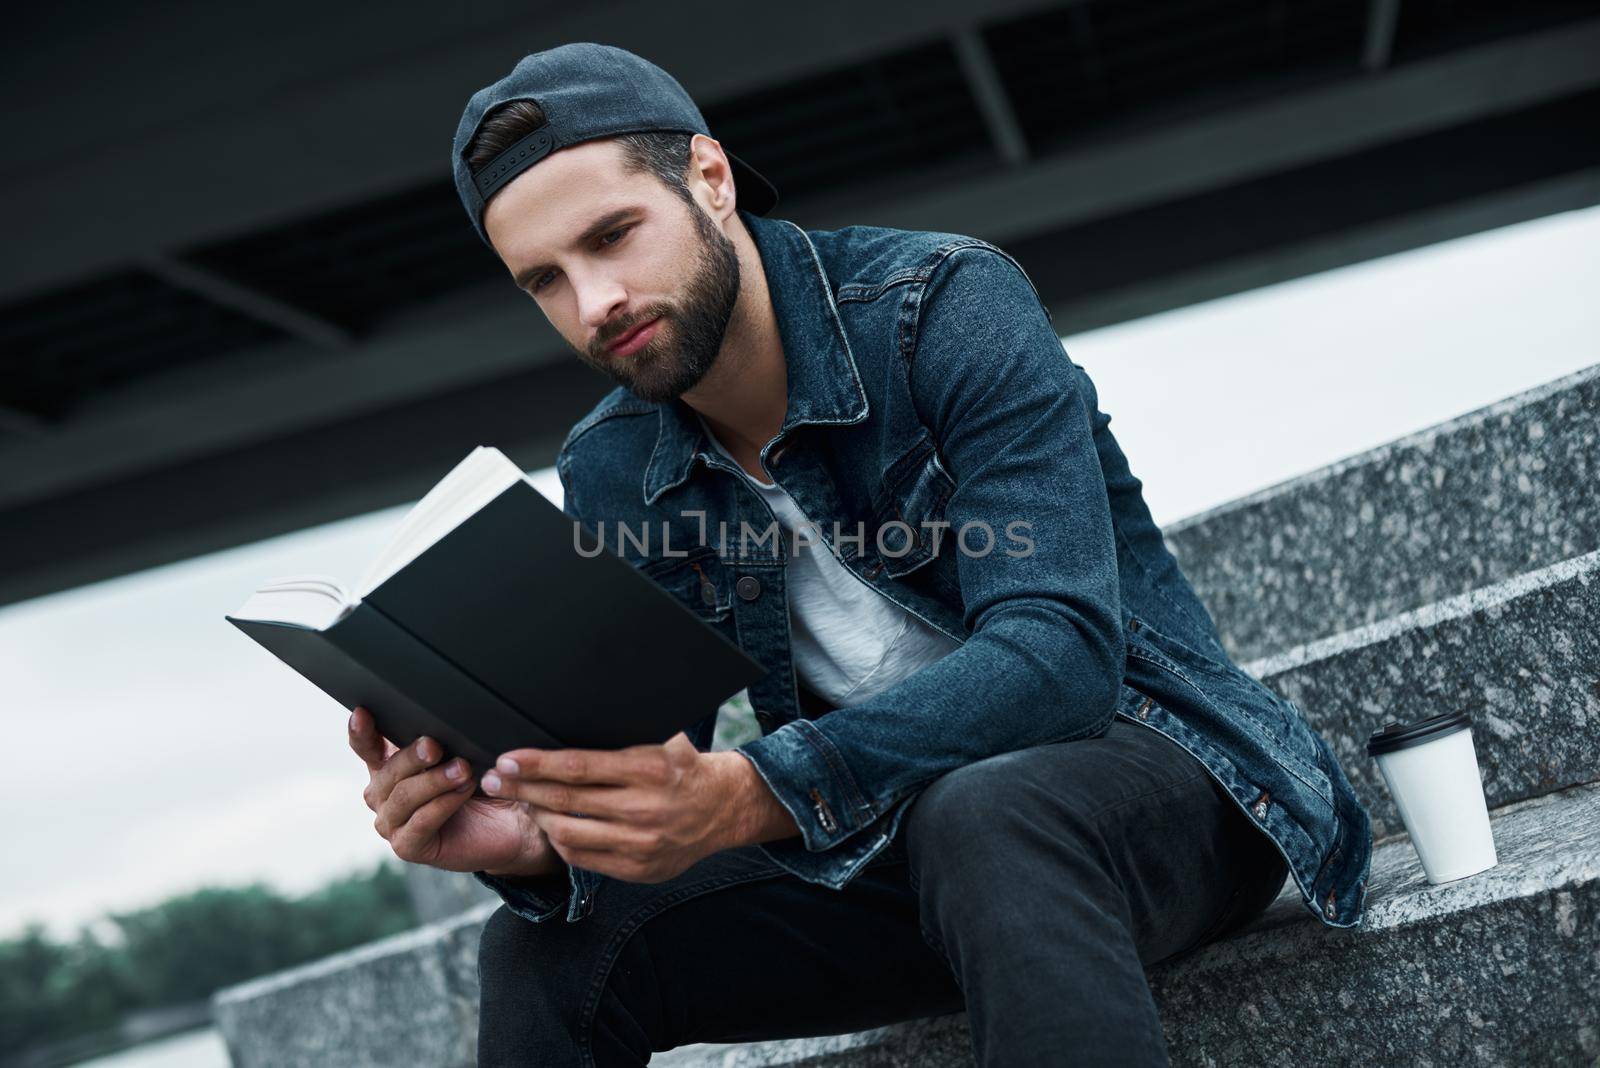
[704,38,996,200]
[984,0,1368,153]
[183,180,504,337]
[0,269,286,421]
[1390,0,1600,63]
[1006,86,1600,333]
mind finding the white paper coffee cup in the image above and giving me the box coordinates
[1366,711,1498,884]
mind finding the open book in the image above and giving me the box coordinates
[227,446,765,772]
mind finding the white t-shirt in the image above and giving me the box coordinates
[701,420,962,707]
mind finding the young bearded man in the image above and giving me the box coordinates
[346,43,1373,1068]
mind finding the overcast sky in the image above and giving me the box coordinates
[4,205,1596,938]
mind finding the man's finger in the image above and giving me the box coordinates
[495,744,668,786]
[378,758,473,836]
[348,706,387,772]
[369,735,443,809]
[482,777,630,818]
[388,779,475,863]
[532,809,639,853]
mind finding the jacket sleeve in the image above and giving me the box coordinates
[733,244,1127,887]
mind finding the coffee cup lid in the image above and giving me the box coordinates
[1366,710,1472,757]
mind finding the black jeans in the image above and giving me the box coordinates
[477,718,1289,1067]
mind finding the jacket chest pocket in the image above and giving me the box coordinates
[870,438,957,580]
[640,549,733,623]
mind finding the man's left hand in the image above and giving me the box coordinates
[480,732,795,883]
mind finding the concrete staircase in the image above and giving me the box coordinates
[213,363,1600,1066]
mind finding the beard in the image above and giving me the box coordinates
[577,200,741,404]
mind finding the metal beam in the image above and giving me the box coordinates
[1362,0,1403,72]
[1005,85,1600,331]
[0,288,560,510]
[1046,167,1600,336]
[0,404,46,436]
[951,28,1031,166]
[144,256,355,349]
[798,19,1600,244]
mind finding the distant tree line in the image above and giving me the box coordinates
[0,861,418,1053]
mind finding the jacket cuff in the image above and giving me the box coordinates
[473,863,594,924]
[735,719,877,852]
[756,792,917,889]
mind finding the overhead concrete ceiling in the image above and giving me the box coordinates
[3,0,1598,606]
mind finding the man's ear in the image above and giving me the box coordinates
[688,133,737,221]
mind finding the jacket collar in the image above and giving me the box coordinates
[642,210,869,505]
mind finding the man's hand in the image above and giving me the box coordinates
[480,732,799,884]
[348,706,561,880]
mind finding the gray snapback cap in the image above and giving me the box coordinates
[451,42,779,247]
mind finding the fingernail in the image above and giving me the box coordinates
[496,756,520,776]
[445,761,464,781]
[482,772,502,793]
[348,711,357,731]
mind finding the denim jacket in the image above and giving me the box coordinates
[478,209,1373,930]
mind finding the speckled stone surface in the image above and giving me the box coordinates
[629,782,1600,1067]
[215,784,1600,1067]
[1165,363,1599,662]
[1246,549,1600,840]
[403,862,498,924]
[212,901,494,1068]
[1143,780,1600,1068]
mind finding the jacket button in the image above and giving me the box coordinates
[700,582,718,607]
[755,708,777,730]
[736,575,762,601]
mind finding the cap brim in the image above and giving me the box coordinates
[727,150,779,216]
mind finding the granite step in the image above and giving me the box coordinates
[213,900,494,1068]
[663,779,1600,1068]
[1162,362,1599,662]
[1243,548,1599,840]
[213,779,1600,1067]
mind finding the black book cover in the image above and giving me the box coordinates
[229,603,558,772]
[228,481,766,768]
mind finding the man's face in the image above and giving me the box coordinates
[483,138,740,404]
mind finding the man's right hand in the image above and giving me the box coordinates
[348,705,562,880]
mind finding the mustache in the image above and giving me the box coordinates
[592,307,671,355]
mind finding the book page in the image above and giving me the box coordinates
[230,575,353,630]
[355,446,530,598]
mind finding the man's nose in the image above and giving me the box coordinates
[575,272,629,335]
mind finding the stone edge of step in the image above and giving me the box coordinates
[1163,361,1599,539]
[1241,547,1598,680]
[211,899,497,1009]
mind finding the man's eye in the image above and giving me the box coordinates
[600,225,631,247]
[531,269,558,292]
